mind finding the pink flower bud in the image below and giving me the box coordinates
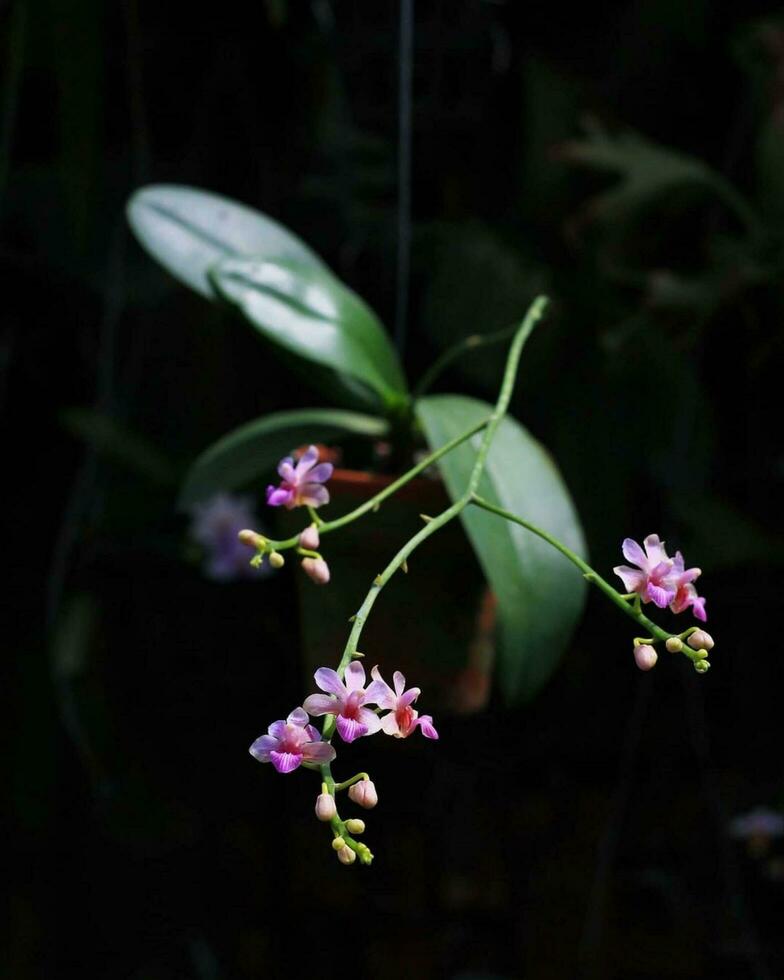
[337,844,356,865]
[301,556,330,585]
[634,643,658,671]
[687,629,714,651]
[315,792,336,822]
[238,529,266,549]
[298,524,320,550]
[348,779,378,809]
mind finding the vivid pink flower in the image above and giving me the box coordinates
[303,662,382,743]
[249,707,336,774]
[367,666,439,739]
[667,551,707,621]
[613,534,676,609]
[266,445,333,510]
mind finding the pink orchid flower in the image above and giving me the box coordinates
[249,707,336,774]
[303,661,382,743]
[613,534,677,609]
[367,666,439,739]
[667,551,707,621]
[266,445,333,510]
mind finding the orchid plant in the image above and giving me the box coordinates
[127,185,716,866]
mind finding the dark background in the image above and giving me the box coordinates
[4,1,784,977]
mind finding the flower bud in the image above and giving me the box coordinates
[298,524,320,550]
[634,643,658,671]
[238,529,266,550]
[345,818,365,835]
[694,659,711,674]
[348,779,378,809]
[688,629,714,651]
[268,551,285,569]
[337,844,356,865]
[301,557,330,585]
[331,836,345,851]
[666,637,683,653]
[315,793,336,822]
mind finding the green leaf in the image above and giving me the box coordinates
[179,408,389,510]
[126,184,327,299]
[417,394,587,703]
[210,256,408,412]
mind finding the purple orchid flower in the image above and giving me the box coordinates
[302,661,381,743]
[667,551,707,621]
[189,492,268,581]
[367,666,439,739]
[249,707,336,774]
[613,534,676,609]
[266,445,333,510]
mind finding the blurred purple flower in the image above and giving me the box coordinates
[303,661,381,743]
[249,707,336,774]
[730,807,784,841]
[368,666,439,739]
[266,445,333,510]
[189,493,267,581]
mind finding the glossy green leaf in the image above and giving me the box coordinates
[210,256,408,412]
[126,184,327,298]
[179,408,389,509]
[417,394,587,703]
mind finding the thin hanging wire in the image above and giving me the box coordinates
[394,0,414,358]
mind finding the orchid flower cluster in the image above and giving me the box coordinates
[226,304,717,868]
[612,533,715,673]
[249,661,437,865]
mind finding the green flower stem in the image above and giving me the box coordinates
[470,493,678,644]
[263,416,491,553]
[333,772,370,793]
[321,295,550,745]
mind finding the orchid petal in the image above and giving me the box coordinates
[417,715,439,739]
[266,486,293,507]
[692,597,707,622]
[621,537,647,569]
[302,741,337,763]
[613,565,646,593]
[277,458,296,481]
[344,660,367,693]
[304,724,322,743]
[399,687,420,708]
[358,708,381,735]
[336,715,368,743]
[249,734,278,762]
[303,693,341,716]
[269,750,302,773]
[380,712,400,736]
[267,720,287,739]
[294,445,320,476]
[299,484,330,508]
[392,671,407,697]
[287,707,309,727]
[307,463,334,484]
[645,583,674,608]
[313,667,346,698]
[643,534,669,565]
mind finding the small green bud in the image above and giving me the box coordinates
[268,551,285,569]
[238,529,267,550]
[331,836,345,851]
[666,637,683,653]
[694,659,711,674]
[691,647,709,661]
[345,818,365,835]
